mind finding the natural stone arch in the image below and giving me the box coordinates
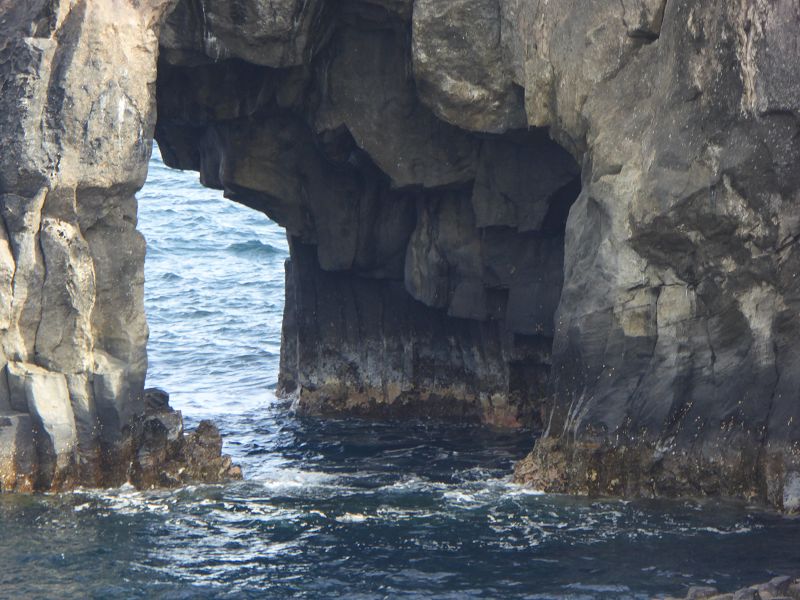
[1,0,800,513]
[154,49,582,429]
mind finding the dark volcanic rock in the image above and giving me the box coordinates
[160,0,330,67]
[2,0,800,512]
[512,1,800,511]
[280,239,551,428]
[131,389,242,489]
[154,0,800,511]
[128,389,242,489]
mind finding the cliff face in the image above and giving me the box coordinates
[0,0,239,490]
[2,0,800,509]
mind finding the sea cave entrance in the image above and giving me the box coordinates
[151,16,582,432]
[138,144,289,423]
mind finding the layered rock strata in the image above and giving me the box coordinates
[2,0,800,511]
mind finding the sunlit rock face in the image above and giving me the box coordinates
[3,0,800,511]
[0,0,238,491]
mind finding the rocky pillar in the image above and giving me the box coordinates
[0,0,174,490]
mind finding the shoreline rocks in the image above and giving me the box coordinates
[658,576,800,600]
[513,437,800,514]
[0,384,242,493]
[0,0,243,493]
[129,388,242,489]
[154,0,800,511]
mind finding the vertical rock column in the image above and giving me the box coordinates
[0,0,175,490]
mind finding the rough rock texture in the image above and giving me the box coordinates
[0,0,238,491]
[3,0,800,511]
[154,0,800,510]
[511,1,800,510]
[657,575,800,600]
[154,4,581,431]
[131,388,242,488]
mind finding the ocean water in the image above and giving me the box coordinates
[1,146,799,599]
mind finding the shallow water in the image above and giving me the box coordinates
[1,146,798,599]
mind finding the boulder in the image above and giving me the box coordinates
[160,0,329,67]
[412,0,526,133]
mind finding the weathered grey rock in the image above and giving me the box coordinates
[6,362,77,487]
[769,576,795,596]
[471,133,580,231]
[131,393,241,488]
[0,0,239,491]
[403,188,570,334]
[661,577,800,600]
[359,0,413,20]
[510,1,800,508]
[788,582,800,599]
[0,414,35,492]
[1,189,47,361]
[686,587,719,600]
[153,5,578,428]
[280,239,549,428]
[65,373,100,467]
[315,25,479,189]
[37,216,96,374]
[144,387,171,413]
[92,350,136,446]
[4,0,800,512]
[156,0,800,509]
[412,0,526,133]
[160,0,329,67]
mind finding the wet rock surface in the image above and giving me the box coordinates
[2,0,800,511]
[155,2,583,430]
[130,388,242,489]
[658,576,800,600]
[154,0,800,511]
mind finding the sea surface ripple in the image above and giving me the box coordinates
[0,146,798,599]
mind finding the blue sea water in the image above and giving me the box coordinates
[0,146,798,599]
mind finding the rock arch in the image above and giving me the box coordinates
[1,0,800,510]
